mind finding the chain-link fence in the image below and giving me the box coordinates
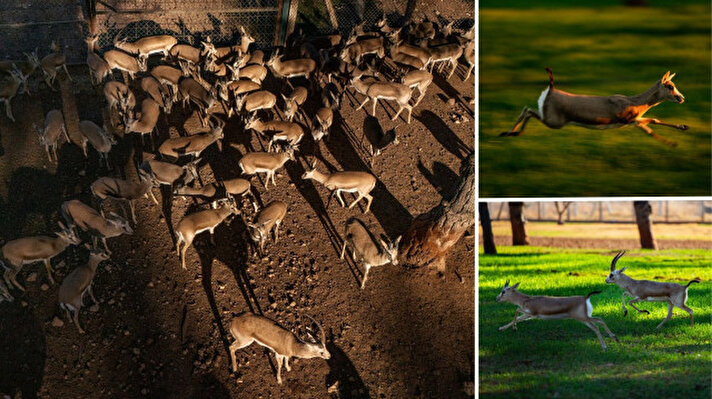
[484,201,712,223]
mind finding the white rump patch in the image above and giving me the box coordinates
[537,87,549,118]
[586,298,593,317]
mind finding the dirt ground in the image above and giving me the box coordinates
[0,16,474,399]
[486,236,709,250]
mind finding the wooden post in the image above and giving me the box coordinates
[324,0,339,30]
[479,202,497,255]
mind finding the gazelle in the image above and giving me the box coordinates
[140,158,199,189]
[341,218,401,289]
[103,49,144,79]
[150,65,183,102]
[40,41,72,89]
[103,80,136,120]
[238,147,295,188]
[423,42,463,79]
[174,178,258,212]
[114,34,177,69]
[0,68,22,122]
[312,107,333,141]
[301,162,377,213]
[228,63,268,85]
[349,76,413,124]
[605,251,700,329]
[0,50,40,94]
[169,44,203,76]
[141,76,173,113]
[158,117,224,159]
[496,280,618,350]
[61,199,133,253]
[175,198,239,270]
[78,120,116,168]
[178,77,218,126]
[125,98,161,145]
[90,175,159,223]
[340,35,385,65]
[235,90,277,120]
[34,109,69,163]
[58,246,110,333]
[283,86,308,122]
[228,313,330,385]
[1,222,81,290]
[244,115,304,152]
[85,35,110,85]
[500,69,688,146]
[246,201,287,255]
[266,51,316,88]
[400,70,433,107]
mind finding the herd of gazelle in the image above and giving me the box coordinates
[0,15,473,385]
[496,252,701,350]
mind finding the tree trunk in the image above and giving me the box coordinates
[479,202,497,255]
[400,153,474,271]
[554,201,570,225]
[509,202,529,245]
[634,201,657,249]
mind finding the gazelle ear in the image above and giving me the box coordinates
[668,72,676,80]
[619,267,627,273]
[511,282,520,289]
[661,71,671,82]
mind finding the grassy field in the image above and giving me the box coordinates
[490,221,712,241]
[479,247,712,398]
[479,1,711,197]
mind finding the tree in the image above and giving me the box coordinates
[554,201,571,225]
[509,202,529,245]
[400,153,474,271]
[479,202,497,255]
[634,201,657,249]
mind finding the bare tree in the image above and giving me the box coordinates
[400,153,474,271]
[554,201,571,225]
[634,201,657,249]
[509,202,529,245]
[479,202,497,255]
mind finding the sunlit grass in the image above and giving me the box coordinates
[479,3,711,197]
[479,247,712,398]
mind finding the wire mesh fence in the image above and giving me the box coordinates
[484,201,712,223]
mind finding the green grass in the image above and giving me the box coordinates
[479,247,712,399]
[479,3,711,196]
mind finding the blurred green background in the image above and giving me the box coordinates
[479,0,711,197]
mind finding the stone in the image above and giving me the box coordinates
[51,317,64,327]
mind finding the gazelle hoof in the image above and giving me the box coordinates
[680,124,689,130]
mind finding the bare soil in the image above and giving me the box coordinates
[489,235,709,250]
[0,27,474,399]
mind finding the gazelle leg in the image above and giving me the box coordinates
[641,117,688,131]
[43,259,56,285]
[680,304,694,326]
[275,354,283,384]
[284,356,291,372]
[364,193,373,213]
[628,298,650,314]
[73,309,85,334]
[590,317,618,341]
[348,194,364,209]
[274,222,280,243]
[87,284,98,305]
[635,122,677,147]
[498,313,532,331]
[3,99,15,122]
[360,264,371,289]
[583,321,607,350]
[340,242,347,259]
[356,97,370,111]
[129,201,137,224]
[181,243,189,270]
[149,190,159,206]
[499,107,540,137]
[656,302,674,329]
[391,104,403,121]
[6,268,25,292]
[334,190,346,207]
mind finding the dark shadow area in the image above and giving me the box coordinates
[431,74,474,118]
[0,303,46,399]
[417,159,458,200]
[415,110,472,161]
[325,339,371,399]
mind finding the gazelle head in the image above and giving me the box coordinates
[301,315,331,360]
[24,48,40,69]
[301,159,320,180]
[380,235,401,266]
[57,221,82,245]
[246,221,267,250]
[208,116,225,151]
[88,244,111,262]
[605,251,628,284]
[659,71,684,104]
[244,114,260,131]
[107,212,133,235]
[33,123,46,145]
[495,280,520,302]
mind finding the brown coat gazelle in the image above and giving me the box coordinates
[61,199,133,253]
[90,175,159,223]
[605,251,700,329]
[175,198,239,270]
[341,218,400,289]
[238,147,295,188]
[114,34,177,69]
[158,117,224,159]
[496,280,618,350]
[58,246,110,333]
[349,76,413,124]
[500,69,688,146]
[228,313,330,385]
[40,41,72,89]
[246,201,287,255]
[302,162,377,213]
[34,109,69,163]
[174,178,258,212]
[1,222,81,290]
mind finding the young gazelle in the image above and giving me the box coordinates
[235,90,277,121]
[61,199,133,253]
[246,201,287,255]
[113,34,177,69]
[266,51,317,88]
[605,251,700,329]
[34,109,69,163]
[500,69,687,146]
[158,117,224,159]
[40,41,72,89]
[229,313,330,385]
[103,48,144,80]
[238,147,295,188]
[349,76,413,124]
[341,218,400,289]
[175,198,240,270]
[174,178,258,212]
[496,280,618,350]
[90,174,159,223]
[244,115,304,152]
[1,222,81,290]
[58,245,110,334]
[301,162,377,213]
